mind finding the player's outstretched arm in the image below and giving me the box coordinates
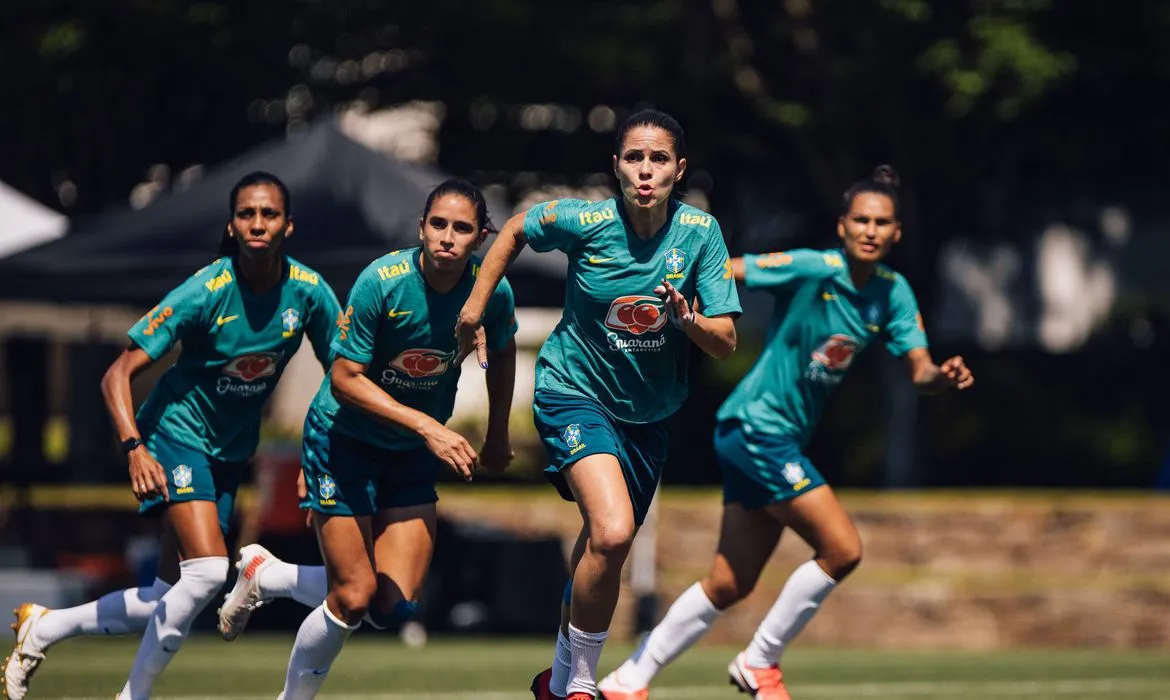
[456,212,528,368]
[480,337,517,473]
[902,347,974,394]
[330,357,478,481]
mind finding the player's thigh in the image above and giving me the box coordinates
[371,503,437,604]
[768,485,860,561]
[314,512,376,590]
[564,453,636,548]
[163,500,228,560]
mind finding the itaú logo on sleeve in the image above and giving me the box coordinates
[381,348,454,388]
[603,295,669,353]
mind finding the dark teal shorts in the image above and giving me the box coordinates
[532,390,667,526]
[137,431,245,534]
[716,420,827,510]
[301,410,440,517]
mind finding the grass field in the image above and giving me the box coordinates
[20,634,1170,699]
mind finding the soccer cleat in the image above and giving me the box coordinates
[727,652,791,700]
[530,668,565,700]
[217,543,276,641]
[3,603,49,700]
[598,669,649,699]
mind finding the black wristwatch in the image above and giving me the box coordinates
[121,437,144,455]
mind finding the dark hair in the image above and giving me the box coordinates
[613,109,687,160]
[421,178,495,233]
[842,165,901,219]
[218,171,292,257]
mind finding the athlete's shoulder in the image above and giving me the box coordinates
[361,247,418,285]
[546,197,619,228]
[672,203,720,234]
[874,262,904,284]
[190,257,236,294]
[285,256,326,288]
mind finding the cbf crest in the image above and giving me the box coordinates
[319,475,337,501]
[281,308,301,338]
[172,464,193,489]
[664,248,686,280]
[562,424,582,448]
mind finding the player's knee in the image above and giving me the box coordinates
[822,538,863,581]
[180,556,230,605]
[332,575,377,620]
[588,519,636,559]
[702,573,752,609]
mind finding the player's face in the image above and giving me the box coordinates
[418,193,484,272]
[230,184,292,260]
[837,192,901,264]
[613,126,686,211]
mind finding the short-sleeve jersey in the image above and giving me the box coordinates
[131,256,340,462]
[523,198,741,424]
[307,248,518,451]
[716,248,928,446]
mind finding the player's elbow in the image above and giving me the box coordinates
[329,363,363,406]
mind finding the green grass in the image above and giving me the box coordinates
[22,635,1170,699]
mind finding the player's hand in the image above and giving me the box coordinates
[479,433,515,474]
[127,447,169,502]
[940,356,974,390]
[654,279,694,329]
[421,423,478,482]
[455,308,488,369]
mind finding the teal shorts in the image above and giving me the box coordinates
[137,431,245,534]
[532,390,667,527]
[716,420,827,510]
[301,410,440,517]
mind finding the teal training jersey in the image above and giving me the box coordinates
[716,249,928,446]
[130,256,340,462]
[524,198,741,424]
[309,248,518,451]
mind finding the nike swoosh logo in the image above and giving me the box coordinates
[387,309,413,318]
[588,256,614,264]
[311,669,327,675]
[821,293,837,301]
[216,315,239,326]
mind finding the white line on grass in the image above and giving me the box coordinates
[55,676,1170,700]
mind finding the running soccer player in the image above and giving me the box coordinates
[2,172,339,700]
[598,166,975,700]
[455,109,741,700]
[270,179,517,699]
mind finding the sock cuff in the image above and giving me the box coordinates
[322,603,362,631]
[178,556,229,583]
[567,623,608,644]
[805,560,840,587]
[689,582,723,617]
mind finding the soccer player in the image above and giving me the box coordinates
[598,166,975,700]
[270,179,517,699]
[2,172,340,700]
[455,109,742,700]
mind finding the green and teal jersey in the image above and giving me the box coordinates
[308,247,518,451]
[523,198,741,424]
[130,256,340,463]
[717,249,928,446]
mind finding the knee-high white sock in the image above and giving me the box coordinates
[117,557,228,700]
[548,628,572,696]
[32,578,173,648]
[258,563,329,608]
[281,603,359,700]
[565,623,607,696]
[616,582,722,688]
[744,560,837,668]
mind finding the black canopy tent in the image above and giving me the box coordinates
[0,119,564,306]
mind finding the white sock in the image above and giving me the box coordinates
[565,623,607,696]
[744,560,837,668]
[549,628,572,696]
[117,557,228,700]
[617,582,722,688]
[259,562,329,608]
[281,603,359,700]
[32,578,173,648]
